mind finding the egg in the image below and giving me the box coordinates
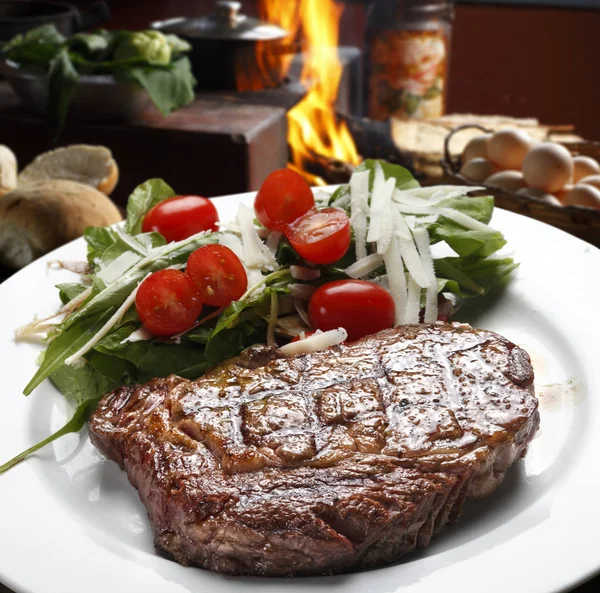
[516,187,562,207]
[573,157,600,183]
[487,129,533,170]
[522,142,573,193]
[460,158,497,183]
[461,134,491,164]
[484,170,527,193]
[579,174,600,191]
[554,184,573,203]
[563,184,600,210]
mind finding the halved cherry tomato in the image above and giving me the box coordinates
[254,168,314,231]
[308,280,395,342]
[186,245,247,307]
[286,208,351,265]
[135,269,203,336]
[142,195,219,242]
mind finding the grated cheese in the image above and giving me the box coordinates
[279,328,347,356]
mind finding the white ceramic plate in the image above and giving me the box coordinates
[0,192,599,593]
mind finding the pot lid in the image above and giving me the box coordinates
[151,1,289,42]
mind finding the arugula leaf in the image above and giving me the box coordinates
[436,257,518,297]
[329,159,419,206]
[57,283,88,304]
[47,48,80,142]
[120,56,195,116]
[0,360,117,474]
[137,344,211,379]
[204,322,266,364]
[67,30,113,60]
[86,350,137,383]
[124,179,175,234]
[1,24,65,68]
[23,309,114,395]
[357,159,420,191]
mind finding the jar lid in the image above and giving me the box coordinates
[151,1,289,42]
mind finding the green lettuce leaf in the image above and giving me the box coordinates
[124,179,176,234]
[120,56,195,116]
[0,359,117,474]
[47,48,79,142]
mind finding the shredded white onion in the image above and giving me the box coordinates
[289,283,316,300]
[383,233,407,327]
[413,228,438,323]
[290,265,321,281]
[120,326,152,344]
[265,231,283,257]
[405,276,421,324]
[47,260,90,275]
[218,233,244,259]
[279,328,347,356]
[345,253,384,279]
[367,166,395,254]
[349,170,370,260]
[96,251,141,285]
[294,298,311,326]
[236,204,278,271]
[437,208,495,232]
[65,276,148,366]
[266,291,279,347]
[392,210,430,289]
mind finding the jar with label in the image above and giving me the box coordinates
[366,0,453,121]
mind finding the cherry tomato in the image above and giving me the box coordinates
[135,269,203,336]
[142,195,219,242]
[308,280,395,342]
[286,208,351,265]
[186,245,248,307]
[254,168,314,231]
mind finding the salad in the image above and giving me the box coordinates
[1,24,196,140]
[0,160,517,473]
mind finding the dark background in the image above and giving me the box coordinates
[65,0,600,140]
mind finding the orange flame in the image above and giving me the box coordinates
[248,0,360,185]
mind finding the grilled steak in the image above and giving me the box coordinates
[89,323,539,576]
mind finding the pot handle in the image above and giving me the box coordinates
[72,1,111,33]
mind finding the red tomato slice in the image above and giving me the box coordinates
[142,195,219,243]
[308,280,395,342]
[285,208,351,265]
[135,269,203,336]
[186,245,248,307]
[254,168,314,231]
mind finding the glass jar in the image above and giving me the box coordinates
[366,0,453,121]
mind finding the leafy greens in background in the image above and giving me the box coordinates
[1,25,196,141]
[0,161,517,473]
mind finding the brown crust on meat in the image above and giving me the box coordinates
[89,323,539,576]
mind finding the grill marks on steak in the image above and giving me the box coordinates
[89,323,539,576]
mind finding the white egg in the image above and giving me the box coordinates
[487,129,533,170]
[579,174,600,191]
[563,184,600,210]
[573,157,600,183]
[460,157,497,183]
[485,170,526,193]
[522,142,573,193]
[554,184,573,203]
[461,134,491,164]
[516,187,562,206]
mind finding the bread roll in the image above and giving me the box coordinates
[0,145,17,197]
[18,145,119,196]
[0,180,122,269]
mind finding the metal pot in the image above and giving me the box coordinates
[151,1,294,92]
[0,1,110,43]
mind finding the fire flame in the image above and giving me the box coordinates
[252,0,360,185]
